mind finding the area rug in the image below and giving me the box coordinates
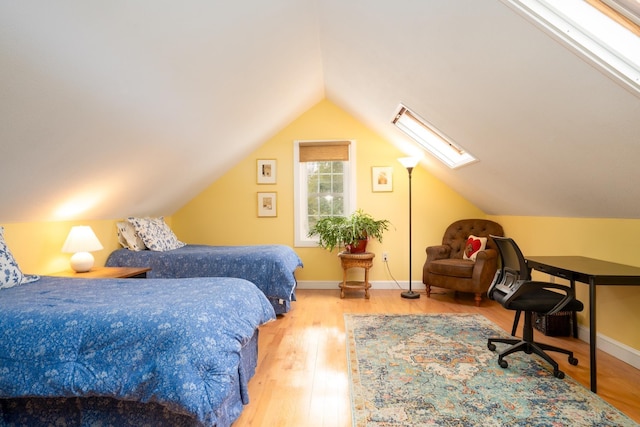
[345,314,637,427]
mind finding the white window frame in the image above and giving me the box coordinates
[392,104,477,169]
[293,140,357,247]
[503,0,640,95]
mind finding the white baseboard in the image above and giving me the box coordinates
[577,325,640,370]
[297,280,424,291]
[296,280,640,370]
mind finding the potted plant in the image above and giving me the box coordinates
[308,209,391,253]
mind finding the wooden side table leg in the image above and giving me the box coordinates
[364,266,371,299]
[341,268,347,298]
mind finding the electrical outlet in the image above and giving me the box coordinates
[382,252,389,262]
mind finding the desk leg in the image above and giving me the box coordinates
[589,279,597,393]
[570,279,578,338]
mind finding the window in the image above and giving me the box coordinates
[505,0,640,94]
[392,104,477,169]
[587,0,640,30]
[294,140,356,247]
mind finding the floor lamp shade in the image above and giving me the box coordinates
[398,157,419,169]
[62,226,103,272]
[399,157,420,299]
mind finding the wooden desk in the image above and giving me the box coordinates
[50,266,151,279]
[338,252,375,299]
[526,256,640,393]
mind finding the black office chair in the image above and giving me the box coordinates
[486,236,584,379]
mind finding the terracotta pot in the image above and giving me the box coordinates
[346,239,368,253]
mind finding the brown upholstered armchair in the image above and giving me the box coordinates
[422,219,504,306]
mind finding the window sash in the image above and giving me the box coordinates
[294,140,356,247]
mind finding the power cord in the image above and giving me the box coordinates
[383,258,446,295]
[383,258,405,291]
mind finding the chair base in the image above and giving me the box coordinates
[487,311,579,379]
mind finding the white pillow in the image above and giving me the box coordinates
[463,235,487,261]
[117,221,147,251]
[127,217,185,252]
[0,226,25,289]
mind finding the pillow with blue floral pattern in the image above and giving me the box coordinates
[127,217,185,252]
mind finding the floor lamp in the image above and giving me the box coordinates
[398,157,420,299]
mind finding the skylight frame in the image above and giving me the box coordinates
[599,0,640,27]
[504,0,640,95]
[392,105,478,169]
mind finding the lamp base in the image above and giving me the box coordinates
[401,290,420,299]
[70,252,95,273]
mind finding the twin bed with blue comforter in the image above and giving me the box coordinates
[0,275,276,426]
[106,244,303,315]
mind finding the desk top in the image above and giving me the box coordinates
[526,256,640,286]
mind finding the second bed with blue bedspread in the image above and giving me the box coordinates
[106,244,303,314]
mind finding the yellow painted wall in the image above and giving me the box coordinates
[490,215,640,349]
[3,219,123,275]
[172,99,485,282]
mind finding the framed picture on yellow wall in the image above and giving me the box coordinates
[257,159,277,184]
[257,192,277,217]
[372,166,393,192]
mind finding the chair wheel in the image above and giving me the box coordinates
[554,370,565,379]
[499,359,508,369]
[569,356,578,365]
[488,343,496,351]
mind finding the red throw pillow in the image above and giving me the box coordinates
[463,235,487,261]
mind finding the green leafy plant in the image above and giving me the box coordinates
[308,209,391,253]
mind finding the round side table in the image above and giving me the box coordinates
[338,251,375,299]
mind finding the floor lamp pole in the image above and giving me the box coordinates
[399,157,420,299]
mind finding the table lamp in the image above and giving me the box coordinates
[61,226,104,272]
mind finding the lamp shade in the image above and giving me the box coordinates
[62,226,103,253]
[398,156,420,169]
[62,226,103,272]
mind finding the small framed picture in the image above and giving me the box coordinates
[372,166,393,192]
[257,192,277,217]
[257,159,277,184]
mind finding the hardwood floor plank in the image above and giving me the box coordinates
[234,289,640,426]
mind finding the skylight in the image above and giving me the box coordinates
[506,0,640,94]
[392,105,478,169]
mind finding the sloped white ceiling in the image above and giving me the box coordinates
[0,1,324,223]
[1,0,639,223]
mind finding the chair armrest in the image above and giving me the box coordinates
[471,248,499,284]
[425,245,451,261]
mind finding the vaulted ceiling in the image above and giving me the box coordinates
[2,1,639,224]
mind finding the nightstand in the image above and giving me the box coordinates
[50,266,151,279]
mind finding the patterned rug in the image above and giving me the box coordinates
[345,314,638,427]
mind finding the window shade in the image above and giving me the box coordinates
[299,141,350,162]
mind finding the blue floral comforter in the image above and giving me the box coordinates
[106,244,303,314]
[0,276,276,426]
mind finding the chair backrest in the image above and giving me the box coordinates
[487,236,530,301]
[441,219,504,259]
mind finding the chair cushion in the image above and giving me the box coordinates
[509,288,585,313]
[428,259,475,278]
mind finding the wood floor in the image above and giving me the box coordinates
[234,289,640,426]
